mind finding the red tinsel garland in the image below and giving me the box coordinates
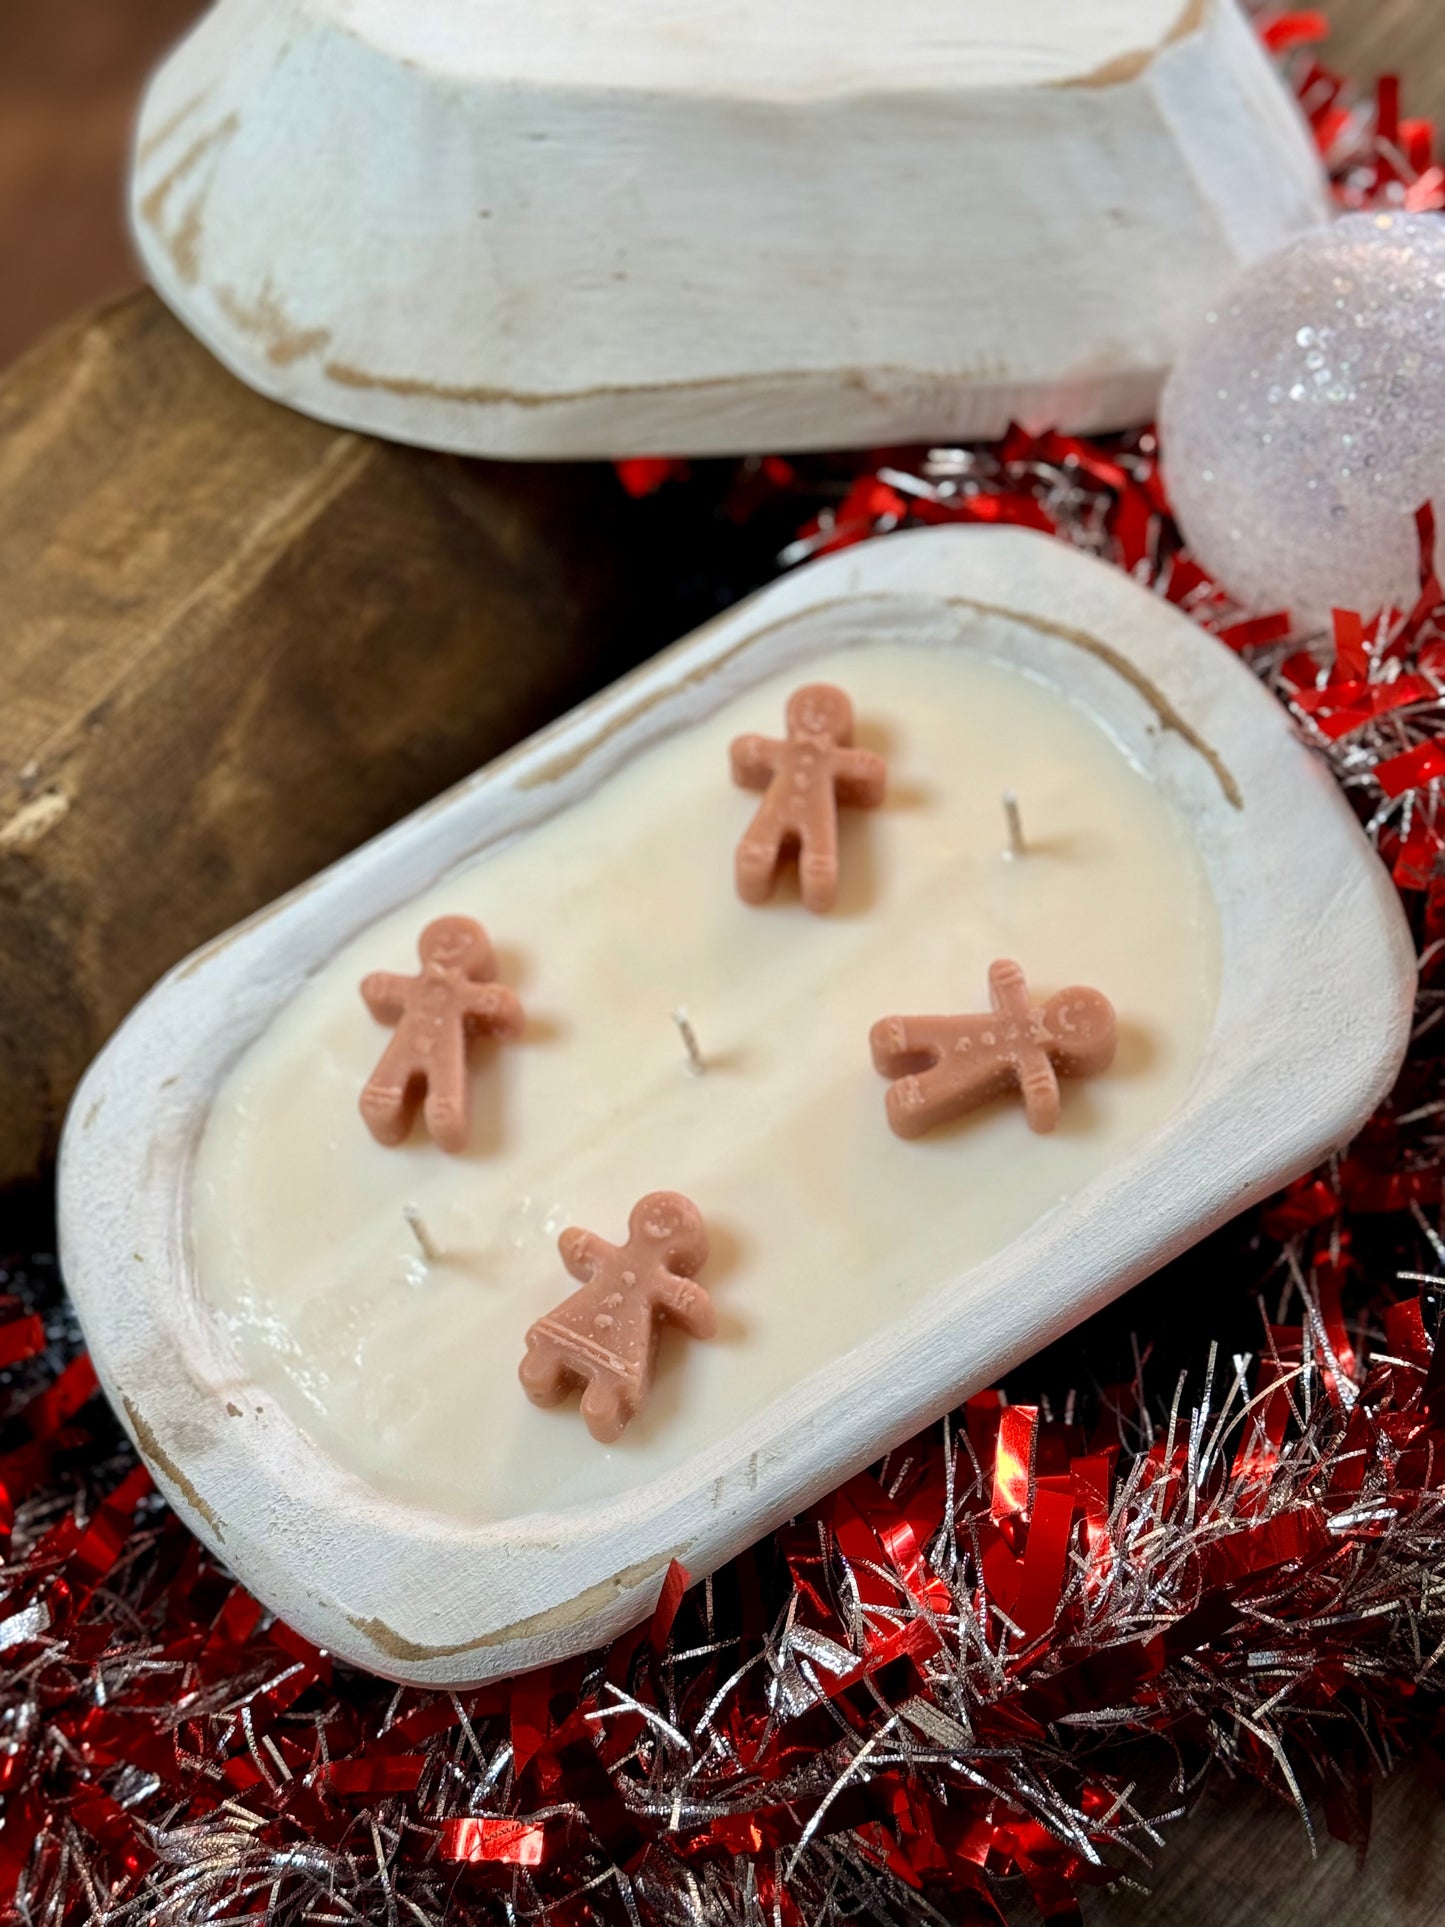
[6,16,1445,1926]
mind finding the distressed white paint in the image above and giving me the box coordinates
[59,528,1413,1684]
[129,0,1328,459]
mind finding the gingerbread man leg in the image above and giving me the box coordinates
[884,1062,974,1140]
[579,1371,633,1445]
[518,1331,572,1406]
[736,805,787,906]
[797,798,839,915]
[421,1029,471,1154]
[871,1016,1016,1139]
[870,1015,958,1079]
[359,1038,423,1147]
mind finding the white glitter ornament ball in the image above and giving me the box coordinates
[1161,212,1445,629]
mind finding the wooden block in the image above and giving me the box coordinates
[1317,0,1445,127]
[0,0,201,367]
[1094,1764,1445,1927]
[0,291,636,1191]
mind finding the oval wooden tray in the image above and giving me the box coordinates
[58,527,1413,1683]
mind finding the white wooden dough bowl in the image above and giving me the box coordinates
[130,0,1329,459]
[59,527,1413,1685]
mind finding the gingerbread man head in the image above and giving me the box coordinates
[418,914,495,978]
[629,1192,708,1277]
[785,682,854,745]
[1041,988,1117,1078]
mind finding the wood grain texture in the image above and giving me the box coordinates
[1090,1766,1445,1927]
[1320,0,1445,122]
[0,290,637,1191]
[0,0,200,369]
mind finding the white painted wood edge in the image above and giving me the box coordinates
[128,0,1328,458]
[58,527,1414,1683]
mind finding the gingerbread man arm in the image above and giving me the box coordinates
[559,1227,611,1284]
[655,1272,717,1340]
[461,981,526,1038]
[987,960,1064,1131]
[832,745,887,809]
[730,733,782,793]
[988,959,1033,1023]
[360,971,413,1024]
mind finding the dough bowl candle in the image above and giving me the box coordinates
[60,528,1412,1684]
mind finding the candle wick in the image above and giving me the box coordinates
[403,1204,442,1264]
[672,1008,706,1077]
[1002,790,1026,860]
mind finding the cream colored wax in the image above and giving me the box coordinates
[192,643,1220,1521]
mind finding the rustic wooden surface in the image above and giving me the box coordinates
[3,0,1445,1917]
[0,0,197,368]
[1320,0,1445,122]
[0,291,641,1191]
[1069,1766,1445,1927]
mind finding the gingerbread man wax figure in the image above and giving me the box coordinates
[730,683,886,913]
[359,915,525,1153]
[872,959,1117,1139]
[520,1193,715,1444]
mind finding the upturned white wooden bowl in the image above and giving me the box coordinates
[130,0,1327,458]
[59,527,1413,1684]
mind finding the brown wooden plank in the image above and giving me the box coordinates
[0,0,202,369]
[0,291,641,1191]
[1317,0,1445,122]
[1084,1763,1445,1927]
